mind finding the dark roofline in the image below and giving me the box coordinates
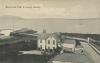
[0,36,37,45]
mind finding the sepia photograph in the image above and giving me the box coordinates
[0,0,100,63]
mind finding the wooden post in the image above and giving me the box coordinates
[87,37,90,44]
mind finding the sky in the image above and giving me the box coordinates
[0,0,100,34]
[0,0,100,18]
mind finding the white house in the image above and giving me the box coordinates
[37,30,60,50]
[62,39,76,52]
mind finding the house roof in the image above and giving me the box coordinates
[13,28,37,34]
[63,39,76,44]
[51,53,93,63]
[0,36,37,45]
[38,33,60,40]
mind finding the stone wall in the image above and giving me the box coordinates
[81,42,100,63]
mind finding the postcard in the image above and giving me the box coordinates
[0,0,99,63]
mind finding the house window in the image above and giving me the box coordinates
[53,47,55,49]
[48,46,50,49]
[48,40,50,44]
[53,40,55,45]
[40,45,42,49]
[40,40,42,43]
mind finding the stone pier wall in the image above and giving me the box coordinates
[81,42,100,63]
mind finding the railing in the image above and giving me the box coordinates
[65,36,100,55]
[65,36,87,42]
[89,42,100,55]
[88,37,100,55]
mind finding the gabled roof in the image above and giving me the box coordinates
[38,33,60,40]
[13,28,37,34]
[38,33,49,40]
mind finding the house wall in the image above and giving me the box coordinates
[38,39,46,49]
[46,37,57,49]
[62,43,76,52]
[37,39,40,48]
[38,37,58,50]
[63,44,74,48]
